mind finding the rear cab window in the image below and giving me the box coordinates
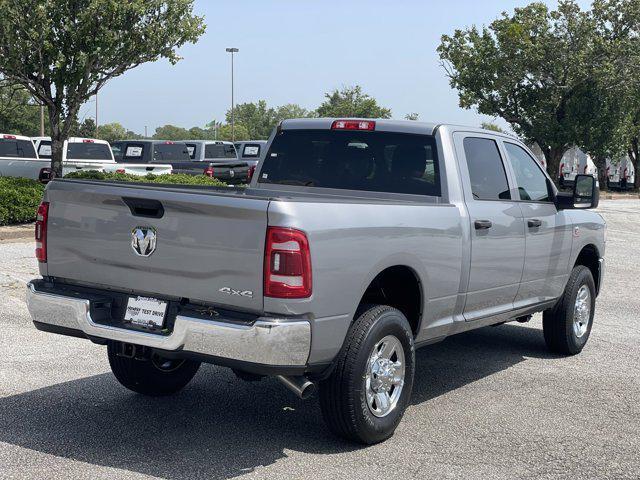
[0,137,37,159]
[258,129,441,197]
[153,142,190,163]
[37,141,52,159]
[185,143,197,160]
[204,143,237,160]
[67,142,113,160]
[241,143,262,158]
[120,143,146,162]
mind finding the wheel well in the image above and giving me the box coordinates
[575,244,601,293]
[358,266,422,336]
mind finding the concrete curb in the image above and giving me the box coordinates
[0,223,34,242]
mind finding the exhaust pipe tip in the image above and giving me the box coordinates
[276,375,316,400]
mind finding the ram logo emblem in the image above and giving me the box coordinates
[131,227,157,257]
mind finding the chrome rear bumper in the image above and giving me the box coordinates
[26,282,311,367]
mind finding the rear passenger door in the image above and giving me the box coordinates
[454,134,525,321]
[502,142,573,306]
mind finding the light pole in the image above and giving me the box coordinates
[225,47,239,141]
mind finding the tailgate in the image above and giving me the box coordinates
[43,180,269,312]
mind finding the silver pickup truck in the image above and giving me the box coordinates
[26,119,605,444]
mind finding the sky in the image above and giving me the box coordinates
[86,0,593,136]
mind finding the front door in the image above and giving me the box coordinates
[454,134,526,322]
[502,142,573,307]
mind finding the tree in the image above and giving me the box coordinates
[0,0,205,175]
[405,113,420,121]
[153,124,191,141]
[480,122,505,133]
[588,0,640,190]
[438,1,595,178]
[97,123,128,144]
[76,118,97,139]
[275,104,313,122]
[316,85,392,119]
[226,100,276,139]
[0,80,43,135]
[216,123,249,142]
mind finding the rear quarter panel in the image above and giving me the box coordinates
[266,199,464,363]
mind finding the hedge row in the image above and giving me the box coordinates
[0,172,231,226]
[0,177,46,226]
[64,170,228,186]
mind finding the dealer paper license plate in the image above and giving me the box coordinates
[124,296,167,329]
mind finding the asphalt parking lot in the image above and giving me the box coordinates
[0,199,638,480]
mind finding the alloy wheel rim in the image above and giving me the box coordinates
[573,285,591,338]
[365,335,405,418]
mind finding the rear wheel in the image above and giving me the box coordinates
[543,265,596,355]
[107,341,201,396]
[319,305,415,444]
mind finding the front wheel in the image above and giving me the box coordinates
[319,305,415,444]
[107,341,201,396]
[543,265,596,355]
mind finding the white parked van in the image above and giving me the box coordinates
[607,156,635,190]
[559,147,596,187]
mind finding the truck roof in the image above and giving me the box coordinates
[2,133,34,141]
[280,118,518,140]
[32,136,111,145]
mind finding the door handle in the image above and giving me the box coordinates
[474,220,493,230]
[528,219,542,228]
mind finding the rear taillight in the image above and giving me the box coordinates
[115,169,126,174]
[35,202,49,263]
[331,120,375,131]
[264,227,312,298]
[247,165,256,182]
[204,165,215,177]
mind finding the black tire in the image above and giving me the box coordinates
[107,341,201,396]
[543,265,596,355]
[319,305,415,444]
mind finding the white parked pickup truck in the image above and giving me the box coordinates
[0,134,40,177]
[33,137,172,177]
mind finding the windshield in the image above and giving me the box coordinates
[0,138,36,158]
[153,143,190,162]
[259,129,441,196]
[204,143,237,160]
[66,142,112,160]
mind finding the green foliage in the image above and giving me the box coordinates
[153,124,192,141]
[0,81,44,136]
[64,171,228,187]
[96,123,129,143]
[481,122,505,133]
[405,113,420,121]
[316,85,392,119]
[438,1,594,175]
[0,0,206,174]
[0,177,45,226]
[75,118,97,138]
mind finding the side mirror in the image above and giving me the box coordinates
[555,174,599,210]
[574,174,599,208]
[38,167,56,184]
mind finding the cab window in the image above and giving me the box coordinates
[463,137,511,200]
[504,142,551,202]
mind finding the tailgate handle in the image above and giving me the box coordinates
[122,197,164,218]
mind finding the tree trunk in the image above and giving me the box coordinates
[47,107,63,177]
[542,145,565,185]
[594,155,608,192]
[631,137,640,191]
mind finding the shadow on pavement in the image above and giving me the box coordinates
[0,323,552,479]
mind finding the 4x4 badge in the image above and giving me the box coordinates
[219,287,253,298]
